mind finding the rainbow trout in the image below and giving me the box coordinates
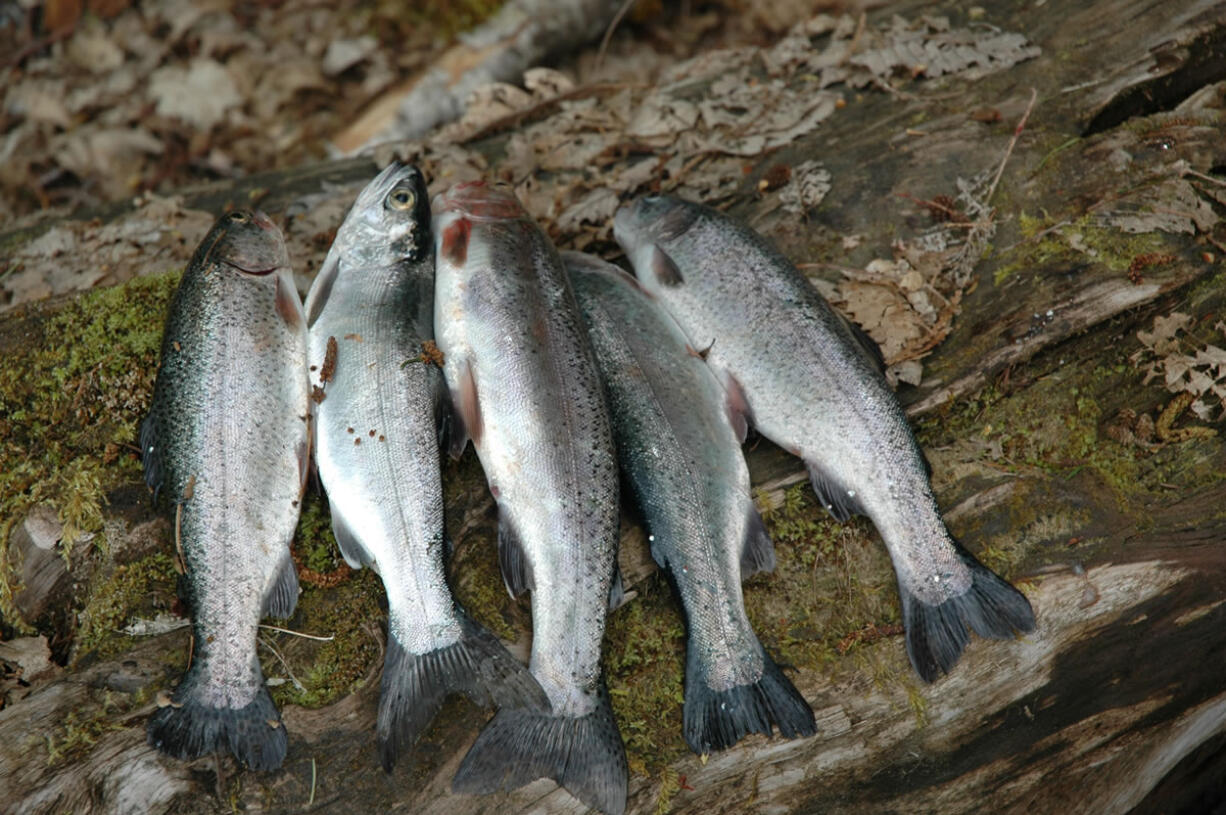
[304,163,545,770]
[614,196,1035,682]
[434,182,627,815]
[141,210,308,770]
[564,251,815,754]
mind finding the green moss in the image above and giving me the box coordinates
[294,493,343,574]
[604,576,686,775]
[267,568,386,709]
[44,696,126,766]
[0,271,180,634]
[73,552,179,662]
[991,214,1175,286]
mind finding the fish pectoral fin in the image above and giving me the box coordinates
[274,273,305,328]
[723,373,754,444]
[263,551,300,619]
[445,359,483,459]
[804,462,865,523]
[330,506,375,570]
[304,249,340,329]
[740,503,776,577]
[496,508,533,597]
[651,245,684,287]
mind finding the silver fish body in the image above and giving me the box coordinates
[304,163,544,770]
[141,209,308,771]
[434,182,627,815]
[614,196,1035,682]
[563,251,815,754]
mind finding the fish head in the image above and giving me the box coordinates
[336,161,432,266]
[612,195,702,295]
[205,209,291,276]
[432,181,532,271]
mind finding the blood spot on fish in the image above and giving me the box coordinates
[442,218,472,266]
[369,429,376,437]
[347,427,354,433]
[343,332,363,343]
[354,438,361,446]
[378,435,386,442]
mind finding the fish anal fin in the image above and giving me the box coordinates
[740,504,776,577]
[497,508,533,597]
[263,552,300,619]
[805,462,864,523]
[651,246,684,287]
[330,507,375,570]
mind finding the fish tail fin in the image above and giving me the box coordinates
[901,542,1036,682]
[682,639,815,754]
[453,691,628,815]
[378,608,547,771]
[147,664,287,771]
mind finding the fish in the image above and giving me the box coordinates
[433,181,627,815]
[613,196,1036,683]
[563,250,816,754]
[140,209,309,771]
[303,162,546,770]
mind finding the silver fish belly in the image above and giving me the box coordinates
[614,195,1035,682]
[434,182,627,815]
[304,162,544,770]
[141,209,308,771]
[564,250,816,754]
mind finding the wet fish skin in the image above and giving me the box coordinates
[614,195,1035,683]
[434,182,627,815]
[303,162,546,771]
[564,251,815,754]
[140,209,308,771]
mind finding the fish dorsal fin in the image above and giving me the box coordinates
[805,462,864,523]
[740,503,776,577]
[651,246,684,287]
[497,507,533,597]
[263,552,300,618]
[330,505,376,570]
[838,312,886,374]
[304,251,340,329]
[723,373,753,444]
[446,359,482,460]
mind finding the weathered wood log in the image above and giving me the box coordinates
[4,0,1226,813]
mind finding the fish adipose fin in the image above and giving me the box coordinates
[262,552,299,619]
[453,689,628,815]
[147,669,287,771]
[740,503,776,577]
[683,643,815,755]
[901,542,1036,682]
[378,608,548,771]
[497,508,533,597]
[805,462,865,523]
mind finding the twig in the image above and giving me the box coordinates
[986,87,1038,206]
[309,757,317,806]
[1180,164,1226,189]
[258,624,334,642]
[595,0,638,73]
[258,634,306,692]
[838,12,868,67]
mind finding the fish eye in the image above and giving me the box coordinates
[227,211,249,223]
[386,187,416,211]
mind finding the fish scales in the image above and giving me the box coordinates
[304,163,544,770]
[564,251,815,754]
[141,210,308,771]
[614,196,1035,683]
[435,183,627,815]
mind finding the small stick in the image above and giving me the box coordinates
[258,624,335,642]
[986,87,1038,206]
[596,0,638,72]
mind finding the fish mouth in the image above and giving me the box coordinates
[437,180,528,221]
[223,260,283,277]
